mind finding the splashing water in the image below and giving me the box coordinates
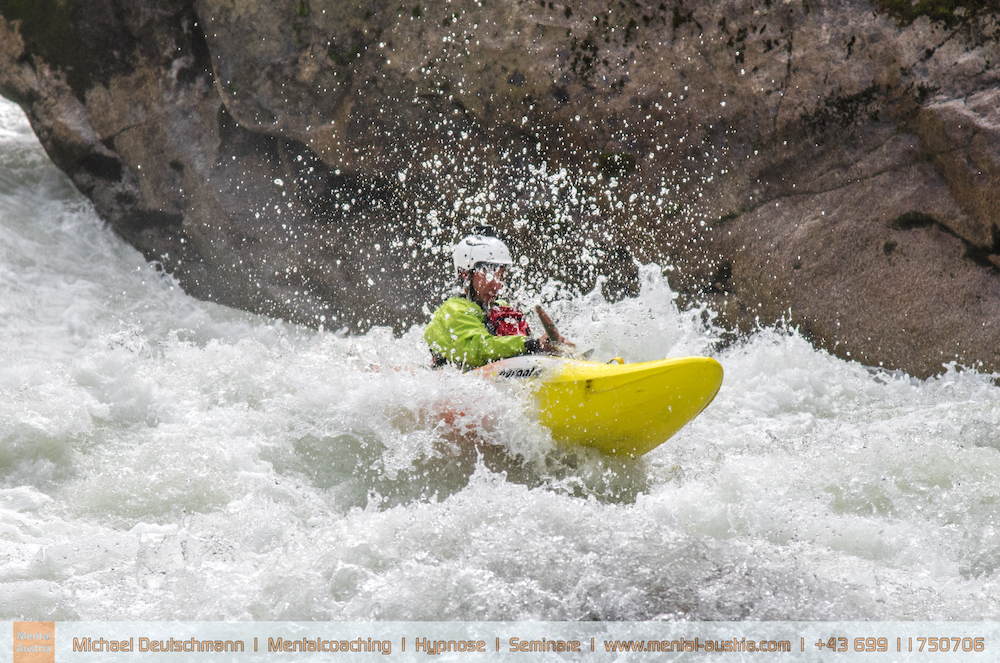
[2,98,1000,622]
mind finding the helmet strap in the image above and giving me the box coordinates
[463,268,487,309]
[468,273,481,308]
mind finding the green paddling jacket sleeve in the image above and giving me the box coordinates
[424,296,527,368]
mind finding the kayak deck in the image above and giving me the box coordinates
[476,355,723,457]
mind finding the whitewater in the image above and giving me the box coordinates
[2,96,1000,623]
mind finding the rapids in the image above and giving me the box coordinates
[2,97,1000,622]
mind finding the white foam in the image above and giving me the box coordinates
[2,98,1000,621]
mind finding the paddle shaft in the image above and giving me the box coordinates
[534,306,561,343]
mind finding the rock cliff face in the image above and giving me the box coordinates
[1,0,999,376]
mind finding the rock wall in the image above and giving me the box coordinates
[1,0,999,376]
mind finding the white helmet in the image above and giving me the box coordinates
[452,227,513,274]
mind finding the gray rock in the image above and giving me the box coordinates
[1,0,1000,376]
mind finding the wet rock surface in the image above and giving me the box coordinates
[1,0,999,376]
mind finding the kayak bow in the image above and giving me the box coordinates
[476,355,723,457]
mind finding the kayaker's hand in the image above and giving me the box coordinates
[539,333,575,353]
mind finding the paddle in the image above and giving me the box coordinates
[534,305,575,353]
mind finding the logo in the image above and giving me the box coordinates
[13,623,54,663]
[497,366,542,379]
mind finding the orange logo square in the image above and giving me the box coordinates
[13,622,55,663]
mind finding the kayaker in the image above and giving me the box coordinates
[424,227,567,368]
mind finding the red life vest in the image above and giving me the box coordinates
[487,306,531,337]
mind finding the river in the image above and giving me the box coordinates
[1,97,999,622]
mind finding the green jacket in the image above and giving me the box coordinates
[424,297,527,368]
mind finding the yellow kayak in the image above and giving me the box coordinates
[476,355,723,457]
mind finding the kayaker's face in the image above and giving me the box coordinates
[471,264,506,307]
